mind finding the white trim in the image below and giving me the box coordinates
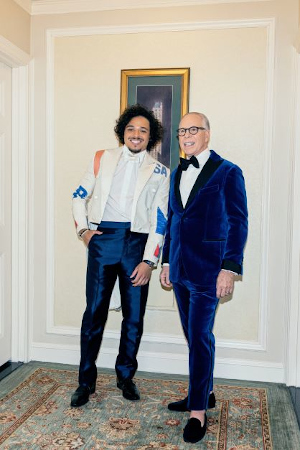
[0,255,4,339]
[214,357,284,383]
[27,59,35,363]
[0,134,4,225]
[30,341,284,382]
[14,0,32,14]
[46,29,55,338]
[257,17,275,351]
[46,18,275,355]
[46,325,266,351]
[0,36,30,68]
[46,18,275,38]
[11,65,30,363]
[32,0,272,16]
[0,47,30,364]
[285,49,300,387]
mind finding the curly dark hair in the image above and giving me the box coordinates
[114,104,164,151]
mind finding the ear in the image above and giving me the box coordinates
[205,130,210,143]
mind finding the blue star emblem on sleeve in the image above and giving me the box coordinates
[73,185,88,199]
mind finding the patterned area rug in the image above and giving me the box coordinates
[0,367,276,449]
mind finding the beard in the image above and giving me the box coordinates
[127,147,144,154]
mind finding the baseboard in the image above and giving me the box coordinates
[30,342,284,383]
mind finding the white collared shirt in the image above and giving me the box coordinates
[180,148,210,207]
[102,145,146,222]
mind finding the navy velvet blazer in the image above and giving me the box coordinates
[162,150,248,286]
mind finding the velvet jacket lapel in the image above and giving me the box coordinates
[175,153,224,210]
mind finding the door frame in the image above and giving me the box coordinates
[0,35,30,363]
[286,47,300,387]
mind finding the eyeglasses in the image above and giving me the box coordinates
[176,126,207,137]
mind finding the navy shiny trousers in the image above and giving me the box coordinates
[172,277,219,411]
[79,222,149,387]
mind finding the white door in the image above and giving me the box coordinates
[0,62,12,366]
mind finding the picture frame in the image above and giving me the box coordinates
[120,68,190,170]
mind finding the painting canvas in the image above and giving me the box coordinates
[120,68,190,171]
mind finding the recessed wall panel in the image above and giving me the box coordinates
[53,26,267,343]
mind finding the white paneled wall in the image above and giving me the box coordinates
[28,0,299,384]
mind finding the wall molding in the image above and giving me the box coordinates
[0,38,30,363]
[14,0,32,14]
[30,341,284,383]
[0,36,30,68]
[46,18,275,37]
[285,49,300,387]
[47,324,266,352]
[0,39,30,364]
[46,18,275,359]
[258,16,275,352]
[11,65,30,363]
[27,60,35,364]
[31,0,272,16]
[0,255,4,340]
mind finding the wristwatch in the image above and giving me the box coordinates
[143,260,155,268]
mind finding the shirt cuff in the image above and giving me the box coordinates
[221,268,238,275]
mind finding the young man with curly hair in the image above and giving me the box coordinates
[71,104,170,407]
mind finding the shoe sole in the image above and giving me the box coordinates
[123,394,140,401]
[70,399,89,408]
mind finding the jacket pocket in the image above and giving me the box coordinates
[200,184,219,195]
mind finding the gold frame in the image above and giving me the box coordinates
[120,68,190,167]
[120,67,190,115]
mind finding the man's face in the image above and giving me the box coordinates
[178,113,210,157]
[124,116,150,153]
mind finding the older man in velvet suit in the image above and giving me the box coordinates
[160,112,248,444]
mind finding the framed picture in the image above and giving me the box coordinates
[120,68,190,170]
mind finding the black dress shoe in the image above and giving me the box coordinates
[168,392,216,411]
[70,382,96,407]
[183,415,207,443]
[117,378,140,401]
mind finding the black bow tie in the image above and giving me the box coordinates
[179,155,200,171]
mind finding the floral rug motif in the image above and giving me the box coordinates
[0,368,272,449]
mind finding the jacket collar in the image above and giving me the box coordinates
[123,145,147,165]
[175,150,224,209]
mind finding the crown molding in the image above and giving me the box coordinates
[31,0,272,16]
[45,18,274,38]
[0,35,30,68]
[14,0,32,14]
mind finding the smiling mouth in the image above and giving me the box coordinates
[130,139,143,144]
[184,142,195,147]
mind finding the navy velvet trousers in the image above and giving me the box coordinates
[172,275,219,411]
[79,222,149,387]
